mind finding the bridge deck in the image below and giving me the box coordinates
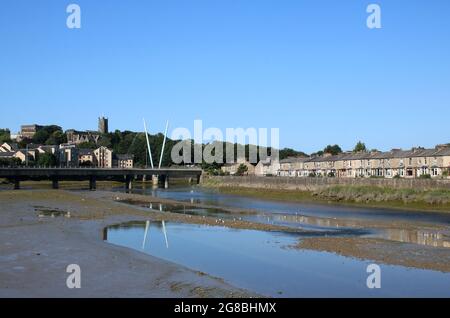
[0,167,202,179]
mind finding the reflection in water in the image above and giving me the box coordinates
[104,221,450,298]
[273,213,450,248]
[142,220,169,250]
[142,220,150,249]
[162,220,169,249]
[285,214,450,248]
[117,198,450,248]
[379,229,450,248]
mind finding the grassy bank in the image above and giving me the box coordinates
[202,180,450,212]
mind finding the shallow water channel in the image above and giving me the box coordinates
[114,186,450,247]
[105,185,450,296]
[104,220,450,297]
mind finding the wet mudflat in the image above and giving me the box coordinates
[2,185,450,297]
[0,190,255,298]
[105,220,450,297]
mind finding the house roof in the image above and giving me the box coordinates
[78,149,93,156]
[26,143,44,149]
[39,145,57,149]
[280,157,309,164]
[302,145,450,163]
[1,142,18,151]
[0,152,15,158]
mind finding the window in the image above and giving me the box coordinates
[409,158,412,165]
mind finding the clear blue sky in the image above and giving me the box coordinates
[1,0,449,153]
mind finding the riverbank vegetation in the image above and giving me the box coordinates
[202,180,450,212]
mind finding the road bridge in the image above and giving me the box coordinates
[0,167,202,190]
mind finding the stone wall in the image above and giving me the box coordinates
[204,176,450,191]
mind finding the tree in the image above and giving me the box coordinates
[42,125,62,135]
[77,142,97,149]
[311,150,324,157]
[354,141,367,153]
[0,129,11,143]
[0,157,21,167]
[323,144,342,156]
[37,153,57,167]
[279,148,308,160]
[127,133,149,167]
[31,125,64,145]
[236,164,249,176]
[18,138,32,149]
[32,130,50,144]
[46,130,67,145]
[98,135,112,148]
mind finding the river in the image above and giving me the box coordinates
[104,185,450,297]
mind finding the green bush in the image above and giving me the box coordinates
[236,164,249,176]
[0,157,22,167]
[37,153,57,167]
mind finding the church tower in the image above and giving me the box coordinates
[98,116,109,134]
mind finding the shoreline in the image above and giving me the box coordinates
[2,188,450,298]
[200,182,450,213]
[295,237,450,273]
[0,189,259,298]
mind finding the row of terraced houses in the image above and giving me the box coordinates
[278,145,450,179]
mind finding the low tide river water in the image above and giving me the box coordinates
[104,185,450,297]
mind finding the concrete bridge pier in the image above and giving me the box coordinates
[13,178,20,190]
[89,176,97,191]
[158,174,169,189]
[164,175,169,189]
[125,175,133,190]
[51,178,59,189]
[152,175,159,187]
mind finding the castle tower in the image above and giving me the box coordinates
[98,116,109,134]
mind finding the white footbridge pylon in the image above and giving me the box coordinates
[143,118,170,170]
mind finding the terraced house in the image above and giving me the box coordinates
[278,145,450,179]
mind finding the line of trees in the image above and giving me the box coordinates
[310,141,371,157]
[78,130,309,171]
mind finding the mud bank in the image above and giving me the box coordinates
[0,190,257,298]
[296,237,450,273]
